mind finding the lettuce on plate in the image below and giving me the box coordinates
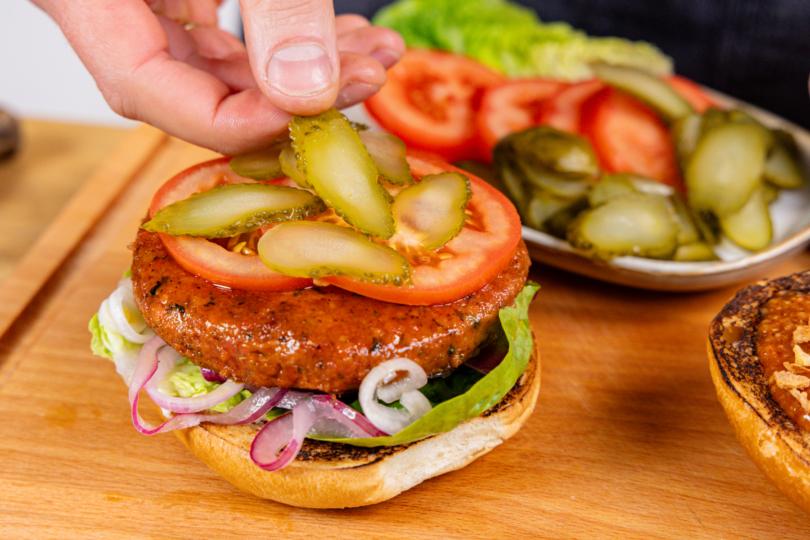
[372,0,672,80]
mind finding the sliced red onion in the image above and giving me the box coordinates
[359,358,432,435]
[143,346,245,414]
[201,368,226,383]
[250,394,387,471]
[129,337,289,435]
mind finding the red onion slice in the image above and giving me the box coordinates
[250,394,387,471]
[201,368,226,383]
[129,337,287,435]
[143,346,245,414]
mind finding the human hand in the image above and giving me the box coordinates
[31,0,405,155]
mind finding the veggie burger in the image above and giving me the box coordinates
[90,108,539,508]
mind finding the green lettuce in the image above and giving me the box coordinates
[372,0,672,80]
[89,313,138,361]
[321,281,539,447]
[157,358,252,413]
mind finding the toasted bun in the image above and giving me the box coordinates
[708,271,810,514]
[172,338,540,508]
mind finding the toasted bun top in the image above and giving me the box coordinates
[709,270,810,514]
[171,337,541,508]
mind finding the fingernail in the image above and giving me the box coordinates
[334,83,381,109]
[266,43,332,97]
[370,48,401,69]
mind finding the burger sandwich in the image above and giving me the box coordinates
[90,108,540,508]
[709,270,810,514]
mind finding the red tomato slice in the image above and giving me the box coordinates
[149,158,312,292]
[536,79,605,133]
[665,75,717,114]
[476,78,569,158]
[320,150,523,306]
[580,87,684,192]
[364,49,505,163]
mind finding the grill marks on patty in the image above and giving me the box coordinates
[130,230,530,394]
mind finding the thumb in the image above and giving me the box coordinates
[239,0,339,116]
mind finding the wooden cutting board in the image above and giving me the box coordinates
[1,124,809,539]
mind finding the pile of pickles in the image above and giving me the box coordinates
[144,109,471,285]
[490,64,806,262]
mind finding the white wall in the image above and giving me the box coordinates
[0,0,242,127]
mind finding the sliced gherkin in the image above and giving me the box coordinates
[763,130,805,189]
[673,242,718,261]
[719,187,773,251]
[567,193,679,260]
[587,174,636,207]
[143,184,326,238]
[671,112,703,167]
[257,221,411,285]
[669,193,701,245]
[510,126,600,179]
[358,131,413,185]
[229,142,287,180]
[525,189,578,230]
[391,172,470,250]
[279,144,310,188]
[290,108,394,238]
[685,122,770,217]
[591,62,693,122]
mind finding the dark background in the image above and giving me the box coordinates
[335,0,810,130]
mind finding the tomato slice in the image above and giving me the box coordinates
[364,49,505,164]
[536,79,605,134]
[149,158,312,292]
[476,78,569,159]
[580,87,684,192]
[320,150,522,306]
[665,75,717,114]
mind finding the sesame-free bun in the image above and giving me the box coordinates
[172,339,540,509]
[708,271,810,514]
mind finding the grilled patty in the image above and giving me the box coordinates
[131,230,530,394]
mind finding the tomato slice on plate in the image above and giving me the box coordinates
[149,158,312,292]
[476,78,569,158]
[536,79,605,134]
[364,49,505,164]
[580,87,684,192]
[320,150,522,306]
[665,75,717,114]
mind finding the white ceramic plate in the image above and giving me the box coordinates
[344,93,810,292]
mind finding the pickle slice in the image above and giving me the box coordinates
[671,112,703,167]
[588,174,636,207]
[257,221,411,285]
[290,108,394,238]
[279,144,310,188]
[669,193,701,245]
[358,131,413,185]
[511,126,600,178]
[143,184,326,238]
[685,122,770,217]
[567,193,679,260]
[229,142,287,180]
[763,130,805,189]
[718,187,773,251]
[526,189,582,233]
[591,62,693,122]
[673,242,718,261]
[391,172,470,250]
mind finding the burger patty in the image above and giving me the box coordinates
[130,230,530,394]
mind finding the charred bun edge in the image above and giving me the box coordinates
[708,270,810,513]
[171,337,541,509]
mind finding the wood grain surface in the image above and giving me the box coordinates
[1,125,809,539]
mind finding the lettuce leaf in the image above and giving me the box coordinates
[319,281,539,447]
[372,0,672,80]
[157,357,252,413]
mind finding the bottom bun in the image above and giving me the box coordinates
[708,271,810,514]
[173,338,541,508]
